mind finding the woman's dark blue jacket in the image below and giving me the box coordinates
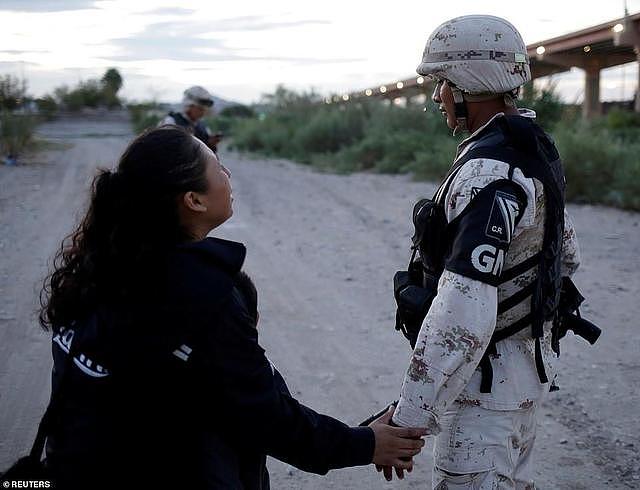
[45,237,374,489]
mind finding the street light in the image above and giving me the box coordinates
[613,23,624,33]
[365,88,373,96]
[396,81,404,89]
[536,46,545,55]
[342,94,350,101]
[417,76,424,84]
[380,85,387,93]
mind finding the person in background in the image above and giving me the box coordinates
[159,85,223,154]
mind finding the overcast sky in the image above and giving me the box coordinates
[1,0,639,104]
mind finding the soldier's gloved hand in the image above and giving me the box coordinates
[208,134,223,148]
[368,405,426,481]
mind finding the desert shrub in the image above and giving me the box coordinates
[35,96,58,120]
[128,103,163,133]
[228,85,640,210]
[520,83,564,131]
[0,111,37,157]
[606,108,640,129]
[0,75,27,111]
[219,104,254,118]
[554,121,640,209]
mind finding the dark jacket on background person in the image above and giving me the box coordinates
[162,111,215,151]
[45,237,374,490]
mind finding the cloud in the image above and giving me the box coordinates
[0,61,40,70]
[0,49,49,55]
[104,21,226,62]
[181,55,364,67]
[207,15,331,32]
[102,18,354,65]
[0,1,97,12]
[138,7,195,16]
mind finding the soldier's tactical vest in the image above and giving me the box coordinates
[168,112,210,145]
[395,115,566,393]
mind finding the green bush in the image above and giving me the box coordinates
[231,94,457,177]
[520,82,564,131]
[0,75,27,111]
[35,95,58,120]
[554,121,640,209]
[0,111,37,157]
[606,108,640,129]
[225,85,640,210]
[128,103,162,133]
[228,117,267,152]
[219,104,254,118]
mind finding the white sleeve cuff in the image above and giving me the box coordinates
[392,399,440,435]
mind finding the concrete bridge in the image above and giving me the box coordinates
[329,12,640,118]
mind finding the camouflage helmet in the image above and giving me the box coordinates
[417,15,530,95]
[183,85,214,109]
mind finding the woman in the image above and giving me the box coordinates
[40,126,425,489]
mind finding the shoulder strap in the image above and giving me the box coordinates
[433,117,526,206]
[168,111,192,128]
[434,145,503,206]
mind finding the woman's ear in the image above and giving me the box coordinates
[182,191,208,213]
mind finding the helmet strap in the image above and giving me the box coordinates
[503,92,517,108]
[450,85,468,136]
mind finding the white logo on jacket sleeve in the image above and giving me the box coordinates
[173,344,193,362]
[74,354,110,378]
[53,326,111,378]
[486,191,520,243]
[471,244,505,276]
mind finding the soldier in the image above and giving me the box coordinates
[388,15,582,489]
[159,85,223,154]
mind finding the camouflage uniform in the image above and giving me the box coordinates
[392,111,580,489]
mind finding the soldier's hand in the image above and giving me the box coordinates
[376,462,413,481]
[368,406,426,477]
[208,134,223,147]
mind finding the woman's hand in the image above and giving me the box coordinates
[368,405,427,481]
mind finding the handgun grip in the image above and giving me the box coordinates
[563,313,601,345]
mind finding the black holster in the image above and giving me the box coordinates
[393,198,447,349]
[394,259,438,349]
[553,277,602,352]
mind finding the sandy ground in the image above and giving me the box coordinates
[1,118,639,489]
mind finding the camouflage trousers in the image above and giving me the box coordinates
[433,402,537,490]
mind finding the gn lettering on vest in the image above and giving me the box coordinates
[471,244,504,276]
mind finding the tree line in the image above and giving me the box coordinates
[0,68,124,116]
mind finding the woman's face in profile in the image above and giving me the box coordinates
[198,139,233,228]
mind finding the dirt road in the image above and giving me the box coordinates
[1,118,638,488]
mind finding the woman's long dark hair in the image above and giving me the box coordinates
[40,126,209,330]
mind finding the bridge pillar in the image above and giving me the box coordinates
[583,67,601,118]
